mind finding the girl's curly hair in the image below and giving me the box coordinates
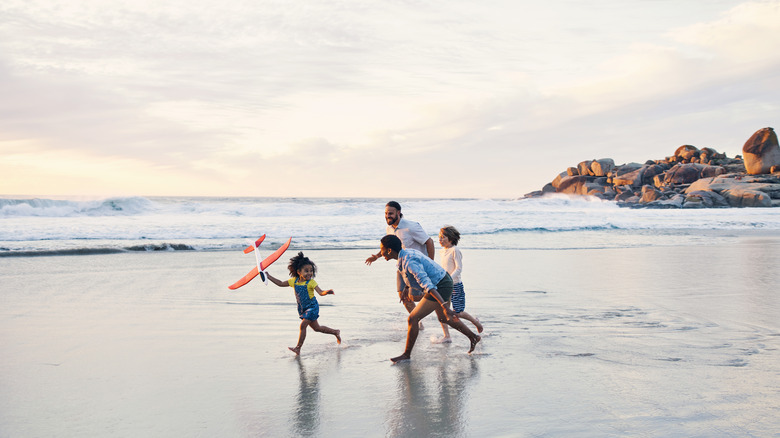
[287,251,317,278]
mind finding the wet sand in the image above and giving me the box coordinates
[1,236,779,437]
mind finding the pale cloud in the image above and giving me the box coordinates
[1,1,779,198]
[673,1,780,61]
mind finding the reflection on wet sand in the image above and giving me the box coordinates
[386,354,479,437]
[290,356,321,437]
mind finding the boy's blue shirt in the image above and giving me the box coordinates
[397,248,446,294]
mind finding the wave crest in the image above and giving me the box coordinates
[0,197,155,217]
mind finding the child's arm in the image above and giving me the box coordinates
[450,247,463,279]
[314,285,335,296]
[265,273,289,288]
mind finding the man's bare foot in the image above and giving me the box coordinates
[476,318,484,333]
[288,346,301,355]
[390,353,410,363]
[468,335,481,354]
[335,330,341,344]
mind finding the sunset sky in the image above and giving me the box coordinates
[1,0,779,199]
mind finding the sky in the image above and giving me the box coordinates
[1,0,779,199]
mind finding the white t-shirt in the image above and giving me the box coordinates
[439,246,463,283]
[387,217,430,255]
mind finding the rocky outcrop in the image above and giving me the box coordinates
[743,127,780,175]
[525,127,780,208]
[686,174,780,207]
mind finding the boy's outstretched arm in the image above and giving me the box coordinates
[265,273,288,287]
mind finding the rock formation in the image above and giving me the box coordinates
[743,127,780,175]
[525,127,780,208]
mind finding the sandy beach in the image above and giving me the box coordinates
[1,234,779,437]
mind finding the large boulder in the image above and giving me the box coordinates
[590,158,615,177]
[721,188,772,207]
[611,168,642,187]
[665,164,703,184]
[684,190,729,208]
[556,175,591,195]
[664,163,725,185]
[699,147,725,164]
[556,175,608,196]
[660,194,685,208]
[640,185,664,203]
[577,160,594,177]
[686,174,780,199]
[743,127,780,175]
[674,145,699,162]
[614,190,635,202]
[614,162,644,176]
[612,164,665,188]
[551,171,569,190]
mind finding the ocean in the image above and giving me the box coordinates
[3,195,780,256]
[2,196,779,437]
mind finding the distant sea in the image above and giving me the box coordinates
[2,195,780,257]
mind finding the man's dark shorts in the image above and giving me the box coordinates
[424,273,453,303]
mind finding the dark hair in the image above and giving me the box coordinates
[288,251,316,278]
[380,234,403,253]
[386,201,403,217]
[440,225,461,245]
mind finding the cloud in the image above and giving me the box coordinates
[673,1,780,61]
[1,1,779,198]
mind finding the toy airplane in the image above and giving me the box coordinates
[228,235,292,290]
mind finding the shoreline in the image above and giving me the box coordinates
[4,226,780,258]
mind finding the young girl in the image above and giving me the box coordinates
[266,252,341,355]
[438,226,483,333]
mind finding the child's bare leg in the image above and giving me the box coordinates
[457,311,483,333]
[438,323,451,341]
[437,302,451,342]
[435,307,481,353]
[289,319,311,355]
[309,320,341,344]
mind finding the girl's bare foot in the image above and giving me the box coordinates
[468,335,481,354]
[390,353,411,363]
[288,346,301,355]
[335,330,341,344]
